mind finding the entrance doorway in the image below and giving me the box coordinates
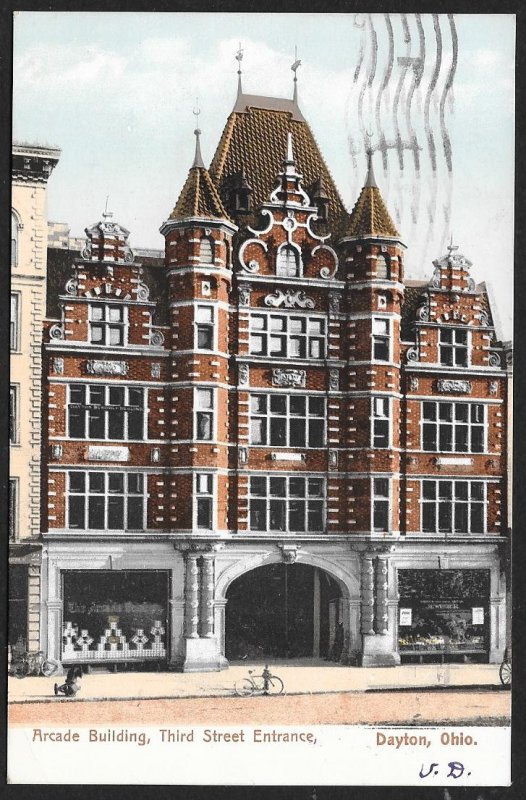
[225,563,342,661]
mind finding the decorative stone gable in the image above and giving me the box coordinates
[236,133,339,281]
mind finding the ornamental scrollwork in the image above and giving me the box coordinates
[49,323,65,341]
[488,352,501,368]
[65,277,78,296]
[312,244,338,280]
[416,302,429,322]
[238,237,267,273]
[430,268,441,289]
[264,290,315,309]
[479,311,490,326]
[436,379,472,394]
[137,282,150,301]
[86,360,129,376]
[272,369,306,388]
[150,330,165,347]
[406,346,419,363]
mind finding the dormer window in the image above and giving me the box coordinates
[199,237,214,264]
[276,244,300,278]
[89,303,127,346]
[440,328,468,367]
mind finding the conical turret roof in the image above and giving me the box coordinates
[345,154,400,239]
[169,129,233,223]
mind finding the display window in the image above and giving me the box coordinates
[61,570,169,664]
[398,569,490,663]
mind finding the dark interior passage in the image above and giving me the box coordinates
[225,563,342,660]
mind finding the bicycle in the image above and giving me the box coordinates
[499,647,511,687]
[234,667,284,697]
[11,650,60,679]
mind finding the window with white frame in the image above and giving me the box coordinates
[199,237,214,264]
[68,384,145,440]
[195,305,214,350]
[276,244,301,277]
[439,327,468,367]
[196,473,214,529]
[195,388,214,440]
[67,471,146,530]
[10,293,20,351]
[422,479,485,534]
[373,478,390,531]
[11,211,19,268]
[250,394,325,447]
[9,478,18,541]
[9,385,18,444]
[249,475,325,532]
[249,313,326,359]
[422,401,485,453]
[372,397,390,448]
[372,317,390,361]
[89,303,127,346]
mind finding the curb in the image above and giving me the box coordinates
[8,683,506,705]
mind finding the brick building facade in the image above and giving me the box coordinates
[40,88,511,671]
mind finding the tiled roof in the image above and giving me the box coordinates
[170,165,233,223]
[345,183,400,239]
[208,96,350,236]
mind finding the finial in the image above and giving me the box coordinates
[235,42,244,97]
[365,131,377,188]
[447,234,459,253]
[291,46,301,104]
[192,99,205,169]
[284,131,298,176]
[102,195,113,219]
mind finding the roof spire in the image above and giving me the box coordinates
[284,132,297,176]
[192,98,205,169]
[102,194,112,219]
[291,46,301,104]
[365,131,377,188]
[235,42,244,98]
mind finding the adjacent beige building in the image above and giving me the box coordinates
[10,143,60,652]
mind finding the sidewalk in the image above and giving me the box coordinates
[8,661,504,704]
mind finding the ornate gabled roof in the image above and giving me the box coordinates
[345,154,400,240]
[170,163,233,223]
[208,94,349,235]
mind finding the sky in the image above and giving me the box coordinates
[12,13,515,338]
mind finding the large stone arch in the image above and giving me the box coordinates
[215,549,354,603]
[215,549,358,663]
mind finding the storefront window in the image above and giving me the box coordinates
[61,570,168,663]
[398,569,490,662]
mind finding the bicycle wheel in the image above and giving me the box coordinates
[267,676,284,696]
[41,658,60,677]
[499,660,512,687]
[13,661,30,679]
[234,679,254,697]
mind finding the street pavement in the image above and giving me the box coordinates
[8,660,505,704]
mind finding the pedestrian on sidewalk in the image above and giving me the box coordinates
[54,666,82,697]
[262,664,272,695]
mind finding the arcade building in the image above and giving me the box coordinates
[39,81,511,671]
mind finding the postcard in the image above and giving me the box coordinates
[8,11,514,787]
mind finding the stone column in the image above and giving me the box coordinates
[312,567,321,658]
[360,554,375,636]
[184,553,200,639]
[199,555,215,638]
[375,556,389,634]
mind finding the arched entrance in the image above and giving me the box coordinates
[225,563,342,661]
